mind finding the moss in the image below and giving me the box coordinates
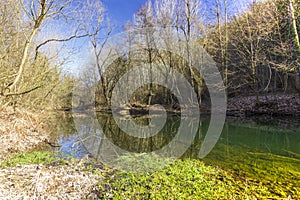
[0,151,56,167]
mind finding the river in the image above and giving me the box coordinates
[49,112,300,193]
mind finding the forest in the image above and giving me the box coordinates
[0,0,299,199]
[0,0,299,115]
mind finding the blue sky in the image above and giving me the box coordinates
[101,0,254,28]
[61,0,255,74]
[102,0,147,28]
[64,0,148,74]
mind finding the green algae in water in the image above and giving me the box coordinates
[202,144,300,198]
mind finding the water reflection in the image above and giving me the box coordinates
[51,112,300,193]
[52,113,300,161]
[71,113,201,170]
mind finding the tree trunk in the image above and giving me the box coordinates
[287,0,300,53]
[7,0,47,94]
[223,0,229,89]
[296,70,300,95]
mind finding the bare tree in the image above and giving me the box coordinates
[133,0,158,106]
[0,0,104,108]
[227,1,277,102]
[287,0,300,52]
[287,0,300,92]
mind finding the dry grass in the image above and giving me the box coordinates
[0,162,103,199]
[0,107,105,199]
[0,106,50,161]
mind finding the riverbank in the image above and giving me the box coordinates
[0,158,104,199]
[227,93,300,117]
[0,106,104,199]
[93,93,300,118]
[0,105,298,199]
[0,106,50,160]
[0,151,291,199]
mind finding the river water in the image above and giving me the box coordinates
[50,112,300,192]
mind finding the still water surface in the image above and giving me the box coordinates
[52,112,300,189]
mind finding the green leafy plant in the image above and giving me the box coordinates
[97,159,272,199]
[1,151,56,167]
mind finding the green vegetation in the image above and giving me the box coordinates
[98,159,273,199]
[1,151,56,167]
[204,144,300,197]
[0,149,298,199]
[111,153,175,172]
[0,0,299,199]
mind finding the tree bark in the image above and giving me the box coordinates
[287,0,300,53]
[7,0,47,93]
